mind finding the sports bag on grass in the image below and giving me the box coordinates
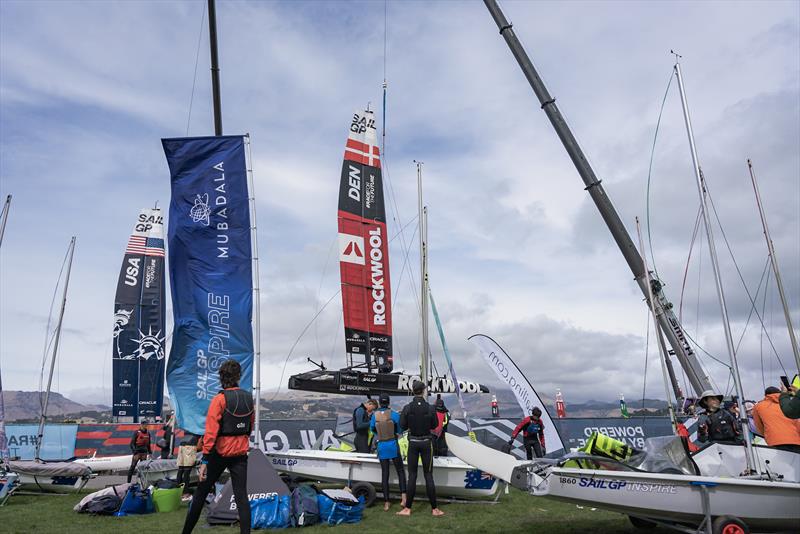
[317,492,364,525]
[251,494,290,529]
[290,485,319,527]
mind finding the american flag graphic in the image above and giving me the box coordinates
[126,236,165,257]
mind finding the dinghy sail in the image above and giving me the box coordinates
[112,208,166,421]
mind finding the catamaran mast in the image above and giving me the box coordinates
[35,236,75,462]
[208,0,223,136]
[747,159,800,375]
[416,161,430,387]
[483,0,712,397]
[673,61,755,471]
[0,195,11,249]
[245,135,262,445]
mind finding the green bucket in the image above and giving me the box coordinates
[152,485,183,513]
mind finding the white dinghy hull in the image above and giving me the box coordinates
[267,449,499,499]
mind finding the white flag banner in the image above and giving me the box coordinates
[469,333,564,453]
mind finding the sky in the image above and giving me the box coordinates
[1,0,798,408]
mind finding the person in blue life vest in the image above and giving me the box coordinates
[509,407,546,460]
[397,381,444,517]
[127,420,152,483]
[370,393,407,511]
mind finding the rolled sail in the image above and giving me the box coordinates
[112,208,166,420]
[163,135,253,436]
[338,110,393,372]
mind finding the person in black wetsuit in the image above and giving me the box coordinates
[396,381,444,517]
[353,399,377,453]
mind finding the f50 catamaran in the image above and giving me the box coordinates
[288,109,488,397]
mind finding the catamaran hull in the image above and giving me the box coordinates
[267,449,498,499]
[288,368,489,396]
[536,468,800,531]
[74,454,133,473]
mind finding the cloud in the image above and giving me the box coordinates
[1,1,797,408]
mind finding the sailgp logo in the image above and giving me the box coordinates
[190,193,211,226]
[338,233,365,265]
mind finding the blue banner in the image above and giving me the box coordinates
[5,424,77,460]
[163,136,253,435]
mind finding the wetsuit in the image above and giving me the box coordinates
[370,407,407,503]
[352,403,371,453]
[400,396,438,509]
[511,415,546,460]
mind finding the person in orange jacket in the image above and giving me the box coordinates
[752,386,800,454]
[181,360,254,534]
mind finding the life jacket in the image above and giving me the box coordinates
[135,431,150,449]
[581,432,634,462]
[432,411,448,437]
[374,409,396,442]
[526,417,543,437]
[219,389,254,436]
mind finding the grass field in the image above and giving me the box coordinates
[0,487,657,533]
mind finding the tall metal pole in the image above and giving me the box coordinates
[674,62,754,472]
[245,136,262,448]
[637,218,678,431]
[35,237,76,462]
[208,0,223,135]
[748,159,800,375]
[483,0,712,395]
[415,161,429,386]
[0,194,11,249]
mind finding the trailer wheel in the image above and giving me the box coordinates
[350,481,377,508]
[712,516,750,534]
[628,516,657,529]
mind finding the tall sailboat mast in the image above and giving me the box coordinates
[208,0,223,136]
[673,61,755,471]
[416,161,430,385]
[483,0,713,397]
[35,236,76,462]
[0,195,11,249]
[747,159,800,375]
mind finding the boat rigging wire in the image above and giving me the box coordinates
[644,70,675,279]
[269,290,341,401]
[185,2,207,136]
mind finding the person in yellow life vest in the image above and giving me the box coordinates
[369,393,407,511]
[432,395,450,456]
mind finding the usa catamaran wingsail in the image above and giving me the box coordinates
[288,109,489,397]
[112,208,167,422]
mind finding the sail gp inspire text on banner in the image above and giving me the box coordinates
[163,136,253,435]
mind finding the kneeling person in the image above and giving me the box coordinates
[182,360,254,534]
[370,393,407,511]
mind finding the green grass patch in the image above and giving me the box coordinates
[0,487,652,533]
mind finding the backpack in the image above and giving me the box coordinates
[84,494,122,515]
[220,389,254,436]
[290,485,319,527]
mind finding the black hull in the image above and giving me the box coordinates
[288,368,489,396]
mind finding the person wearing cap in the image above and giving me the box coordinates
[369,393,407,511]
[752,386,800,453]
[127,419,152,483]
[508,407,547,459]
[397,381,444,517]
[779,376,800,420]
[431,395,450,457]
[697,390,741,444]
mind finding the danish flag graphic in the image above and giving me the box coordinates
[339,233,366,265]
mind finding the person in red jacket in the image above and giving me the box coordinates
[182,360,254,534]
[508,407,546,459]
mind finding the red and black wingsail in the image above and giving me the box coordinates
[337,110,392,372]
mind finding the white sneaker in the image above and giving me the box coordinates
[181,495,192,502]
